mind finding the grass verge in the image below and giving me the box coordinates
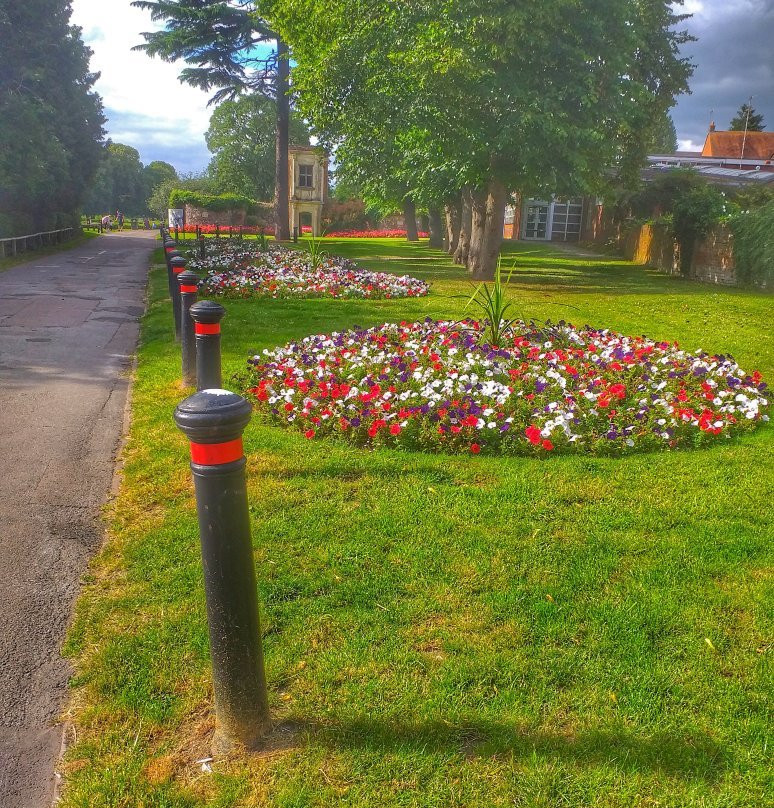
[62,239,772,807]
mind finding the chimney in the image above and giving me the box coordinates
[709,121,716,132]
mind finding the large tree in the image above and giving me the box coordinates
[647,113,678,154]
[0,0,104,236]
[143,160,178,195]
[132,0,293,238]
[83,143,161,215]
[271,0,692,278]
[206,94,309,200]
[730,102,765,132]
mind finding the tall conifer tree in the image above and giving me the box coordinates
[730,102,765,132]
[132,1,293,239]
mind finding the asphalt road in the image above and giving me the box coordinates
[0,230,155,807]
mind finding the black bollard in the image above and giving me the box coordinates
[293,226,298,243]
[190,300,226,390]
[178,270,199,386]
[170,255,187,340]
[173,390,271,752]
[163,239,177,315]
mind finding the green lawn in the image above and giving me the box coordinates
[62,239,772,807]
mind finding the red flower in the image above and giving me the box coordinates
[525,425,541,444]
[542,439,554,451]
[470,443,481,454]
[389,423,401,435]
[609,383,626,399]
[304,429,315,439]
[284,402,294,412]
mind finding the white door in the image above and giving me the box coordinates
[523,202,550,239]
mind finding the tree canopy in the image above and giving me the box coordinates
[270,0,693,277]
[132,0,293,238]
[730,102,765,132]
[0,0,104,236]
[83,144,145,216]
[143,160,178,194]
[648,113,679,154]
[206,95,309,201]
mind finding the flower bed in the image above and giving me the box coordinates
[242,319,769,455]
[188,242,430,300]
[325,229,429,238]
[182,224,272,235]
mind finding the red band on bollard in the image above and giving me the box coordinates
[173,266,185,274]
[180,284,198,293]
[195,322,221,335]
[190,438,243,465]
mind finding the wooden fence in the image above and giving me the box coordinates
[0,227,75,259]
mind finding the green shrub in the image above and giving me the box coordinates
[729,199,774,287]
[168,190,257,212]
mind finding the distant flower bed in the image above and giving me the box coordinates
[181,224,271,235]
[188,242,429,300]
[177,225,428,239]
[243,318,770,455]
[325,229,430,238]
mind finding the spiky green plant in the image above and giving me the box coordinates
[464,257,516,345]
[304,230,329,271]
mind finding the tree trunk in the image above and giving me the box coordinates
[444,197,461,254]
[428,207,443,248]
[467,178,507,280]
[453,186,473,265]
[403,197,418,241]
[274,37,290,241]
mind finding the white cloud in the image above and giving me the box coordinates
[71,0,213,171]
[677,138,704,151]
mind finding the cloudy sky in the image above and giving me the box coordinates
[71,0,774,173]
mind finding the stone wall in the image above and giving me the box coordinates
[690,227,736,285]
[184,204,246,227]
[586,215,738,286]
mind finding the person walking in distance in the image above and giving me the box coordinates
[101,214,111,232]
[116,210,125,231]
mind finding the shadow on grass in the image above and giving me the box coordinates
[298,716,729,780]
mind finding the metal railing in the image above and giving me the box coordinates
[0,228,75,259]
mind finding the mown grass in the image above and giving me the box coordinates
[62,239,772,807]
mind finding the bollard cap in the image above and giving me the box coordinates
[190,300,226,324]
[170,255,186,269]
[174,389,252,445]
[178,269,199,289]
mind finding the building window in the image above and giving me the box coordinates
[298,164,314,188]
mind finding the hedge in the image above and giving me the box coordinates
[168,190,259,212]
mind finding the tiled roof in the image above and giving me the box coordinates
[701,131,774,160]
